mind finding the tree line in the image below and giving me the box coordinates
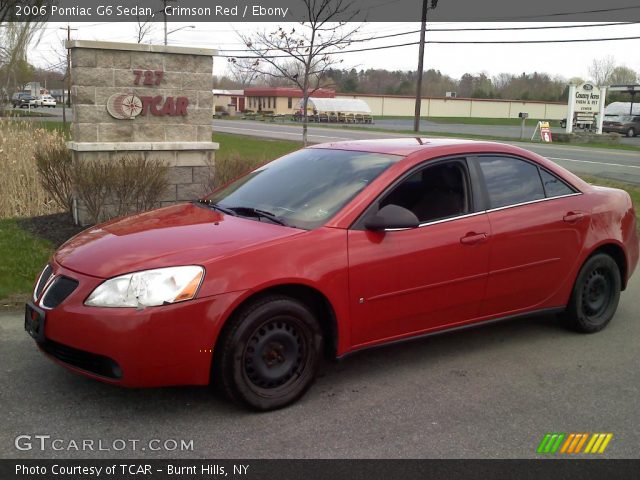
[217,62,639,103]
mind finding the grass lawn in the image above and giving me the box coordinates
[0,218,53,307]
[213,132,302,160]
[1,109,57,118]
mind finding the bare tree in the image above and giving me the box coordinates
[227,57,261,88]
[135,14,154,44]
[230,0,360,145]
[608,66,638,86]
[588,56,616,86]
[0,17,46,110]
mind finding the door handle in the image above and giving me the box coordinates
[563,211,585,223]
[460,232,488,245]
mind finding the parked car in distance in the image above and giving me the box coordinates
[26,138,638,410]
[11,93,37,108]
[559,116,594,130]
[602,115,640,137]
[36,95,57,108]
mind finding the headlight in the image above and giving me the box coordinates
[85,266,204,308]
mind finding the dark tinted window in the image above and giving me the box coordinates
[539,169,575,198]
[380,161,470,223]
[478,156,544,209]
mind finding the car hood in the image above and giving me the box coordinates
[54,203,303,278]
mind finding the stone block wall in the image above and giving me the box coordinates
[66,41,219,226]
[70,43,214,142]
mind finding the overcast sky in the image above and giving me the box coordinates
[31,22,640,82]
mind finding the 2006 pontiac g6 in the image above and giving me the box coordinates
[26,138,638,410]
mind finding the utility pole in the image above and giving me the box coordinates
[60,24,77,125]
[413,0,438,133]
[162,0,176,45]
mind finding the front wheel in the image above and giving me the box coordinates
[627,128,636,138]
[214,295,322,410]
[562,253,621,333]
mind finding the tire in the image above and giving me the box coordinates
[562,253,621,333]
[214,295,322,411]
[627,128,636,138]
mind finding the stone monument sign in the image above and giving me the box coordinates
[66,40,218,225]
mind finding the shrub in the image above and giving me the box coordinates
[73,154,169,224]
[34,132,74,214]
[212,151,265,189]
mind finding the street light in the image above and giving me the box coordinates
[164,25,195,45]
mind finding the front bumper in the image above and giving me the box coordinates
[29,261,246,387]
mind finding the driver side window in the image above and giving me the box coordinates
[380,161,471,224]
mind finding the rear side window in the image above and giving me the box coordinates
[477,156,545,209]
[539,169,575,198]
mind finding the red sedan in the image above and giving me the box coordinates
[26,138,638,410]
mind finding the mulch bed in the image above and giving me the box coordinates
[17,213,86,247]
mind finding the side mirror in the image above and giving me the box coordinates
[364,204,420,231]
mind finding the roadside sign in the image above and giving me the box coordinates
[576,113,595,125]
[540,121,552,142]
[531,121,553,142]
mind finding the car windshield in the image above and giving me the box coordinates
[207,148,402,230]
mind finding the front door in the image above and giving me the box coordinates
[348,159,491,348]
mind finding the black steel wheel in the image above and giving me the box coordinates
[562,253,621,333]
[214,295,322,410]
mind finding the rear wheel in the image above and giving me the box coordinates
[214,295,322,410]
[627,128,636,138]
[562,253,621,333]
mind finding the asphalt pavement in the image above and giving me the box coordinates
[1,271,639,459]
[213,120,640,185]
[357,118,640,148]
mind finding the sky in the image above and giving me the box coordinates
[30,21,640,82]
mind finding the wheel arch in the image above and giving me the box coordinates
[587,242,628,291]
[213,283,340,363]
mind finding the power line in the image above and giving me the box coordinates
[217,35,640,58]
[216,21,640,52]
[493,4,640,20]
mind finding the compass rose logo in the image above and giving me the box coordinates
[106,94,143,120]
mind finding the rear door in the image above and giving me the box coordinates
[473,155,591,317]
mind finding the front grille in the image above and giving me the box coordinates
[41,339,122,379]
[42,277,78,309]
[33,264,53,300]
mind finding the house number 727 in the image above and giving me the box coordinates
[133,70,164,86]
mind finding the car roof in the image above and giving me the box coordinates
[310,137,512,156]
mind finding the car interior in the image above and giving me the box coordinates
[380,162,470,224]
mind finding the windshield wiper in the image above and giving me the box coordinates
[195,199,237,216]
[228,206,291,227]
